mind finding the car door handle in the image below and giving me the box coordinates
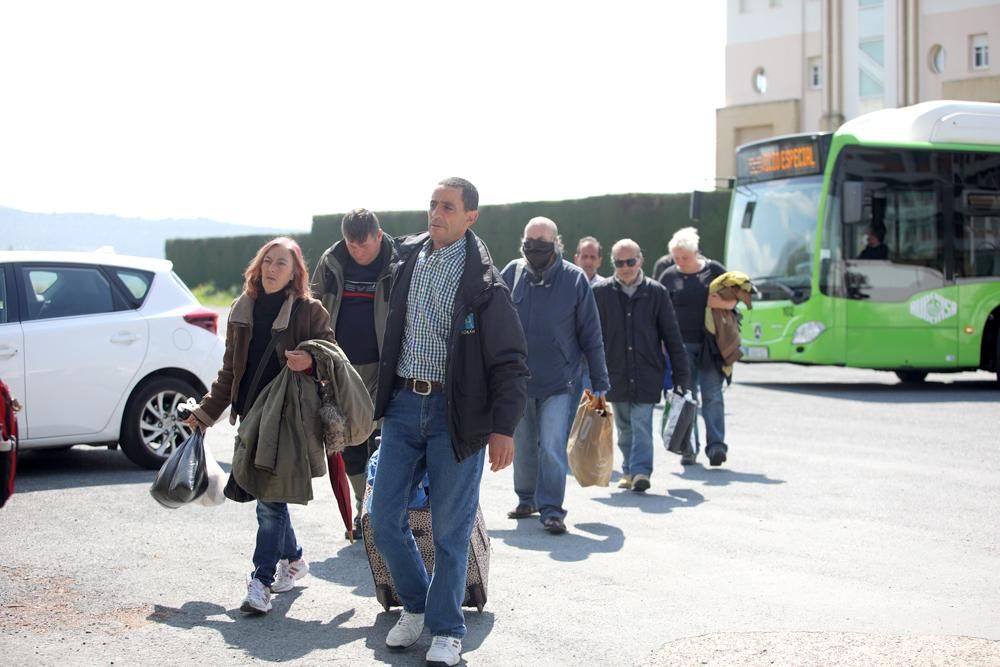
[110,333,139,345]
[0,345,18,359]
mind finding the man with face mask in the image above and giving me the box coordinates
[500,217,610,535]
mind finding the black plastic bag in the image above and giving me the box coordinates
[150,429,209,508]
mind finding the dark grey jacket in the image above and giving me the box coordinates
[374,230,529,462]
[593,276,691,404]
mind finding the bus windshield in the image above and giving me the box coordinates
[725,174,823,303]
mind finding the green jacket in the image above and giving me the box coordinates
[311,234,395,353]
[232,340,374,505]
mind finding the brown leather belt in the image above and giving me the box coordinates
[395,376,446,396]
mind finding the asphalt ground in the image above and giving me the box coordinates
[2,362,998,665]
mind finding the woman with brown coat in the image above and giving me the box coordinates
[186,236,335,614]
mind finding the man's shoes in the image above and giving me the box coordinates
[631,474,651,493]
[240,578,272,614]
[426,635,463,666]
[507,503,538,519]
[271,557,309,593]
[346,515,362,541]
[707,445,727,467]
[386,610,424,649]
[680,452,697,466]
[617,475,632,490]
[543,517,567,535]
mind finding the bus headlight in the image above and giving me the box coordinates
[792,321,826,344]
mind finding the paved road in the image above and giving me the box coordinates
[2,363,998,665]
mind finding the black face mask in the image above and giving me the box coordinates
[522,239,556,271]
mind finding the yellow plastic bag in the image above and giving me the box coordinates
[566,391,614,487]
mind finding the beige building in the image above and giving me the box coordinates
[717,0,1000,181]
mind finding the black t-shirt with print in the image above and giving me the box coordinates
[660,259,726,344]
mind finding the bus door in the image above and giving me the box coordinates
[952,151,1000,369]
[839,147,959,370]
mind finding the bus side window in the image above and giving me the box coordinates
[955,152,1000,279]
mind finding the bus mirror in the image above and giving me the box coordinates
[843,182,864,225]
[689,191,703,221]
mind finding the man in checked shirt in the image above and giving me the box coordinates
[369,177,528,667]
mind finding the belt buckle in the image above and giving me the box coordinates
[412,378,432,396]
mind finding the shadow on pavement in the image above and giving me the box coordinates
[149,593,370,662]
[490,520,624,562]
[13,446,232,493]
[672,464,785,487]
[310,543,377,599]
[737,380,997,404]
[149,590,495,664]
[592,487,706,514]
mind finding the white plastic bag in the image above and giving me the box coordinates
[662,390,697,455]
[196,437,227,507]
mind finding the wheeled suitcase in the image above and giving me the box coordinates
[361,484,490,612]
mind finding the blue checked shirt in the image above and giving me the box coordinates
[396,237,467,383]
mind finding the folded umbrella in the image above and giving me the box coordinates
[327,451,354,544]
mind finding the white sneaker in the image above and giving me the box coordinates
[240,578,272,614]
[385,610,424,649]
[426,635,462,666]
[271,557,309,593]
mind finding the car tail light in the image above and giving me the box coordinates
[184,308,219,335]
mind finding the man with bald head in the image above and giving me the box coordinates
[500,217,609,535]
[593,239,690,492]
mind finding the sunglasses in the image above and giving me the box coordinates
[613,257,639,268]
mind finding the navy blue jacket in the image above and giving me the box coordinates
[501,258,610,399]
[374,230,529,462]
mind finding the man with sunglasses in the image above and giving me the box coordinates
[593,239,690,492]
[501,217,609,535]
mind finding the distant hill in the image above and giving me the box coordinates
[0,206,292,258]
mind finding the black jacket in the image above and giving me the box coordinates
[593,276,691,404]
[374,230,529,462]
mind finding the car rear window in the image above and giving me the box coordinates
[113,268,153,304]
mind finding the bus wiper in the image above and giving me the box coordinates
[753,276,808,304]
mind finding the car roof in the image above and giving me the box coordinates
[0,250,173,272]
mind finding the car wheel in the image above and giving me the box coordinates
[121,377,199,469]
[895,370,928,385]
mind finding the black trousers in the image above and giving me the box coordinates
[342,429,379,476]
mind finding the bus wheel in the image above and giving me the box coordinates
[895,370,928,384]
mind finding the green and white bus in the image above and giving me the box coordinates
[722,100,1000,384]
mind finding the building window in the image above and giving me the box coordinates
[858,0,885,113]
[808,57,822,89]
[752,67,768,94]
[928,45,946,74]
[739,0,752,13]
[971,34,990,70]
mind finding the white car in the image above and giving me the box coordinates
[0,251,225,469]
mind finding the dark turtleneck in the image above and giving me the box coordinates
[236,287,286,417]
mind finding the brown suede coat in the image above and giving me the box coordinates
[194,291,335,427]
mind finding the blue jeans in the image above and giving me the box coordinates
[252,501,303,587]
[371,389,485,639]
[610,402,655,477]
[513,391,573,523]
[685,342,727,454]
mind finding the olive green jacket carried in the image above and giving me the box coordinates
[193,292,335,427]
[232,339,374,505]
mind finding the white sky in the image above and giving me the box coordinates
[0,1,726,231]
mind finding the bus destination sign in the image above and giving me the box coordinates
[736,137,825,183]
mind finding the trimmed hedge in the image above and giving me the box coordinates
[167,191,731,292]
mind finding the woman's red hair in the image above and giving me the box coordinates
[243,236,312,299]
